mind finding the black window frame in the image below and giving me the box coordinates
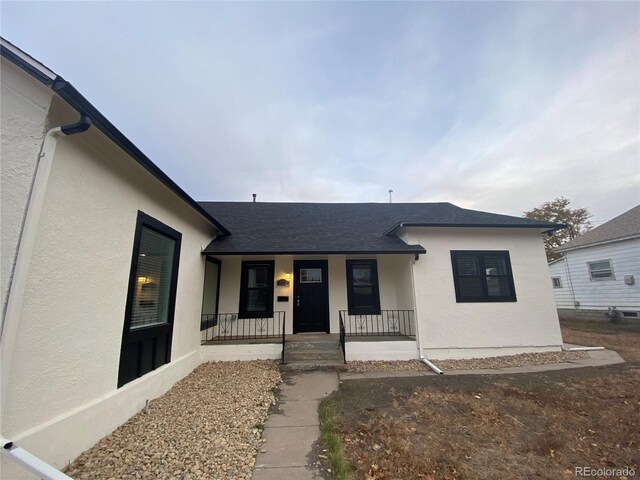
[450,250,517,303]
[118,211,182,387]
[346,259,381,315]
[238,260,275,319]
[551,276,562,288]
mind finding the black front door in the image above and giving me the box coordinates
[293,260,329,333]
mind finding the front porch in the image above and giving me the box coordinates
[199,309,418,364]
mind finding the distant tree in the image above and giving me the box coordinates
[524,197,592,261]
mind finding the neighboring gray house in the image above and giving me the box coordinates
[548,205,640,321]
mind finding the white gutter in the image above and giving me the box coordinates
[420,355,444,375]
[0,117,90,477]
[1,438,72,480]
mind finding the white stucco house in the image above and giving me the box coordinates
[548,205,640,321]
[1,37,565,477]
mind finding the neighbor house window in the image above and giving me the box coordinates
[588,260,614,281]
[239,261,274,318]
[118,211,181,387]
[450,251,517,302]
[346,260,381,315]
[552,277,562,288]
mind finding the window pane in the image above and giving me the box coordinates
[246,289,268,312]
[130,227,175,329]
[353,265,372,285]
[589,261,611,271]
[248,266,269,288]
[589,261,613,279]
[486,277,511,297]
[353,286,374,308]
[457,256,480,275]
[484,256,507,275]
[458,277,484,298]
[300,268,322,283]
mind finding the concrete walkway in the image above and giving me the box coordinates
[339,348,625,380]
[252,371,339,480]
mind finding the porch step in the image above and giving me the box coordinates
[285,348,344,362]
[283,334,345,370]
[280,360,348,372]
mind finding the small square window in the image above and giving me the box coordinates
[552,277,562,288]
[300,268,322,283]
[588,260,614,281]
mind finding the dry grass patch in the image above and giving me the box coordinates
[561,318,640,362]
[330,322,640,479]
[332,366,639,479]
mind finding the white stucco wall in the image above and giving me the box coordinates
[346,340,418,361]
[404,227,563,359]
[2,99,217,475]
[0,59,54,316]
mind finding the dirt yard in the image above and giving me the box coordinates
[325,320,640,479]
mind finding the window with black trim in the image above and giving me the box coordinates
[118,212,181,387]
[346,260,381,315]
[451,251,516,302]
[239,261,275,318]
[552,277,562,288]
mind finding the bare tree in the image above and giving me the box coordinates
[524,197,592,261]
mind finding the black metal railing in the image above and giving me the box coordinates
[339,310,415,336]
[281,312,286,364]
[201,312,286,342]
[339,312,347,363]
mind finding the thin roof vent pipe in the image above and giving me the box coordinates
[389,189,393,203]
[252,193,256,203]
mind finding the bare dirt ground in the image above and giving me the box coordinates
[326,320,640,480]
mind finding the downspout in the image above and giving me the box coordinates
[406,239,444,375]
[0,117,91,462]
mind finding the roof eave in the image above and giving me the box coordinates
[385,222,565,235]
[556,233,640,253]
[201,247,427,256]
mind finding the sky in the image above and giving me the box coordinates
[1,2,638,225]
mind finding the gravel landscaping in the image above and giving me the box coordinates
[346,350,589,373]
[65,360,281,480]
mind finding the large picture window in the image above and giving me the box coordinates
[346,260,381,315]
[451,251,516,302]
[119,212,181,387]
[239,261,274,318]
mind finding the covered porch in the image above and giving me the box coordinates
[199,254,419,363]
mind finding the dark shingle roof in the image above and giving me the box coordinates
[199,202,561,255]
[556,205,640,252]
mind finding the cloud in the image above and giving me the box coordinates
[1,2,637,223]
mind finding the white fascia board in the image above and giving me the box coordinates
[0,38,57,81]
